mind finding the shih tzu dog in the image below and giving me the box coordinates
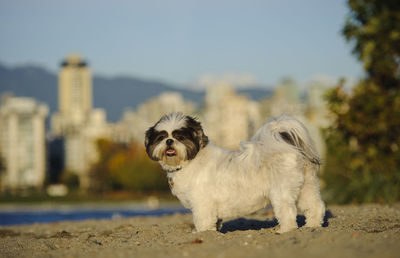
[145,113,325,233]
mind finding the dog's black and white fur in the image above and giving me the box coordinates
[145,113,325,233]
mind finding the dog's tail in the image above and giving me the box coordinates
[252,115,321,165]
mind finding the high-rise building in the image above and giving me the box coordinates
[202,83,261,149]
[259,78,304,118]
[52,54,92,134]
[0,95,48,191]
[51,54,109,189]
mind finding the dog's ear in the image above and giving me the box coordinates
[185,116,209,148]
[144,126,160,161]
[144,126,153,148]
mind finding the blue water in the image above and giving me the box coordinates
[0,206,190,226]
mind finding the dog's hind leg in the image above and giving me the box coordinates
[269,154,304,234]
[297,163,325,227]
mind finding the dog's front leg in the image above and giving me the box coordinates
[192,205,218,232]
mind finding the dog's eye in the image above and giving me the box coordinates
[156,135,165,142]
[176,135,185,141]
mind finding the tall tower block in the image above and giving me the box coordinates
[0,96,48,191]
[52,54,92,134]
[51,54,109,189]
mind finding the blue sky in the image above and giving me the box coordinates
[0,0,363,89]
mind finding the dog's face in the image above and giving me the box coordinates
[145,113,209,167]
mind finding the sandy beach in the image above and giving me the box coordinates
[1,203,399,258]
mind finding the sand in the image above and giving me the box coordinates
[1,204,400,258]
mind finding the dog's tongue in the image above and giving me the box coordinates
[166,149,176,155]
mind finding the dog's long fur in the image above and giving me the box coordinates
[145,113,325,233]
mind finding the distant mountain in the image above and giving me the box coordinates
[0,63,58,114]
[0,63,272,122]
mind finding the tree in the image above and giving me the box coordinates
[322,0,400,203]
[343,0,400,88]
[88,139,169,193]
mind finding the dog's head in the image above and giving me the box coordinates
[145,113,209,167]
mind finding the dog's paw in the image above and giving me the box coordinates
[304,221,322,228]
[275,225,298,234]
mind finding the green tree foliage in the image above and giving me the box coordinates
[60,170,80,190]
[322,0,400,203]
[88,139,169,193]
[343,0,400,88]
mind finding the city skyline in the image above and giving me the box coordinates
[0,52,331,191]
[0,0,363,89]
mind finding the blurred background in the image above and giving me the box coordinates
[0,0,399,216]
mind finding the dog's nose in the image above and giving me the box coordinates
[166,139,174,146]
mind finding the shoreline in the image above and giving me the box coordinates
[1,204,400,258]
[0,201,189,227]
[0,200,183,212]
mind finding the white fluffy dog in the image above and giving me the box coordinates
[145,113,325,233]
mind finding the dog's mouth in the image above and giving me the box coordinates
[166,148,177,157]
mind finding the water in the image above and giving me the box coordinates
[0,205,190,226]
